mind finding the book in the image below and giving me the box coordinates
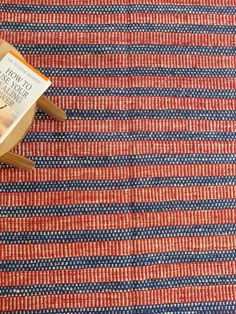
[0,51,51,143]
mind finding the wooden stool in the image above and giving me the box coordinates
[0,40,66,170]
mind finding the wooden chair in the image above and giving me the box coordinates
[0,40,66,170]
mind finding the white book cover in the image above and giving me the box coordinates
[0,51,51,143]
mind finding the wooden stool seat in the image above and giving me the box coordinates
[0,39,66,170]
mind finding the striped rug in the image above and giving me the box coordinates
[1,0,236,312]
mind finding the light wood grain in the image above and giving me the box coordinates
[0,151,35,170]
[37,95,66,121]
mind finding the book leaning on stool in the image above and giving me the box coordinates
[0,39,66,170]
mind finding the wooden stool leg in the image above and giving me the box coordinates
[0,152,35,170]
[37,95,66,121]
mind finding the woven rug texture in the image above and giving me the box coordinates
[0,0,236,313]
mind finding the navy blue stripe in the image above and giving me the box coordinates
[2,4,236,14]
[2,275,234,296]
[3,22,236,34]
[1,199,235,217]
[1,225,235,244]
[25,131,236,142]
[19,303,235,314]
[17,44,236,56]
[1,154,235,170]
[22,153,236,168]
[1,176,235,193]
[36,109,236,121]
[45,87,236,98]
[1,251,235,271]
[39,67,236,77]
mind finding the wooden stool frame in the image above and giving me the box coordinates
[0,40,66,170]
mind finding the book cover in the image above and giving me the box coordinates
[0,51,51,143]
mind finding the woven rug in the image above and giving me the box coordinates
[1,0,235,312]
